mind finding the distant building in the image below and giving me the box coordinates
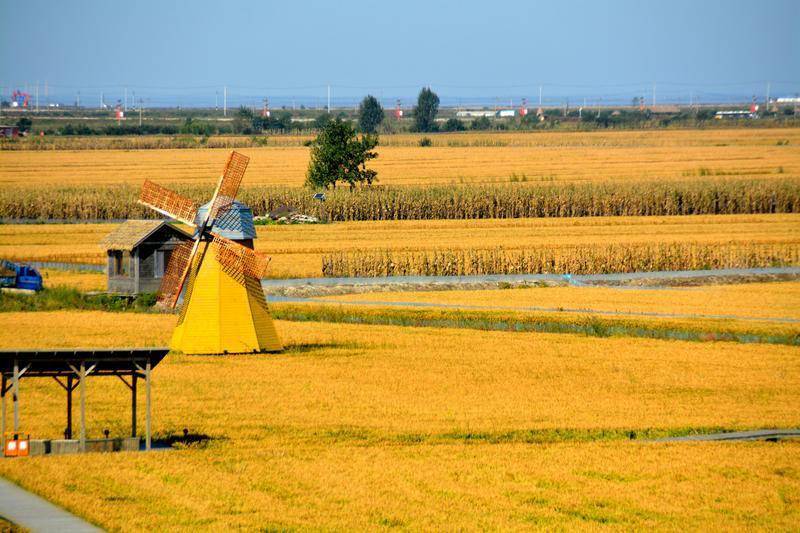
[455,109,517,118]
[715,110,755,119]
[456,110,496,118]
[100,220,192,295]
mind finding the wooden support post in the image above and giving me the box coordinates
[12,360,19,434]
[79,361,86,451]
[66,375,73,439]
[145,361,151,451]
[131,373,137,438]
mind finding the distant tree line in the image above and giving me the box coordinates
[9,84,798,138]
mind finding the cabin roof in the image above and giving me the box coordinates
[100,220,192,251]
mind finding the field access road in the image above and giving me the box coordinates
[656,429,800,442]
[0,476,101,532]
[261,267,800,290]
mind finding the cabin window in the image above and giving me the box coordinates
[112,251,128,276]
[155,250,171,278]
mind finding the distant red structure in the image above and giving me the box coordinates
[519,98,528,117]
[394,99,403,119]
[11,90,29,108]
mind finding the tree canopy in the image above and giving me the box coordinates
[306,118,379,190]
[413,87,440,132]
[358,95,385,133]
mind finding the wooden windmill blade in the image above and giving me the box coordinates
[211,235,271,282]
[138,180,198,227]
[208,151,250,221]
[156,240,195,307]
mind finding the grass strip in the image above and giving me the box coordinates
[2,289,797,346]
[272,303,800,346]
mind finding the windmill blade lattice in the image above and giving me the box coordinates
[209,151,249,221]
[212,236,271,283]
[138,180,198,226]
[157,240,194,307]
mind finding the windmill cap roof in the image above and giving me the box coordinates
[195,199,257,240]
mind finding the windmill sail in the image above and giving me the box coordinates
[157,240,194,307]
[212,235,271,283]
[138,180,198,226]
[209,151,249,221]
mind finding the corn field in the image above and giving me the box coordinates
[321,243,800,277]
[1,178,798,221]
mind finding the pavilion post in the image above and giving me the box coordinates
[12,360,19,434]
[79,361,86,451]
[145,360,151,451]
[131,373,137,438]
[66,374,73,439]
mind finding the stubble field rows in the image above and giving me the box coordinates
[1,128,798,187]
[2,214,798,277]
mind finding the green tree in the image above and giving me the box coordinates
[232,106,254,134]
[358,95,385,133]
[413,87,440,132]
[314,113,331,129]
[16,117,32,133]
[441,118,465,132]
[306,118,379,190]
[470,116,492,130]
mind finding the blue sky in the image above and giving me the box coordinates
[1,0,797,106]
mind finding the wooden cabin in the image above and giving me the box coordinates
[100,220,192,295]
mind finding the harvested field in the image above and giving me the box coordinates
[322,281,800,322]
[2,214,798,278]
[39,269,106,292]
[1,129,798,187]
[0,311,797,529]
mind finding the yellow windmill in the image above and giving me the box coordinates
[138,151,282,354]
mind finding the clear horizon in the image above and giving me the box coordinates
[1,0,798,108]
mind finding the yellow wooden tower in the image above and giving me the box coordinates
[137,151,282,355]
[169,242,282,354]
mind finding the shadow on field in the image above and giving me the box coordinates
[151,430,218,450]
[283,341,381,356]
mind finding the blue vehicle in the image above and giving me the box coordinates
[0,260,43,291]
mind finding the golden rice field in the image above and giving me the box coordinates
[2,214,798,278]
[0,312,798,529]
[38,269,106,292]
[324,281,800,322]
[1,128,798,187]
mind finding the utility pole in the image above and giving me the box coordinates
[139,98,143,126]
[35,82,39,113]
[100,91,104,109]
[124,87,127,112]
[652,82,656,108]
[76,91,80,109]
[327,84,331,113]
[766,81,771,111]
[538,85,542,107]
[215,91,218,111]
[223,86,227,116]
[45,81,48,107]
